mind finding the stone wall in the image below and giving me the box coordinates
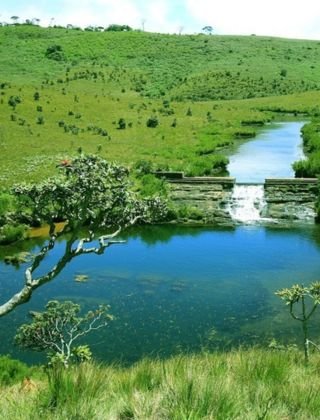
[264,178,318,220]
[155,172,235,224]
[155,172,318,224]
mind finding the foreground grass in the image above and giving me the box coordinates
[2,349,320,419]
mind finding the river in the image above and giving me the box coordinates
[1,121,319,365]
[227,121,306,182]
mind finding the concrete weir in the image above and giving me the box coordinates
[155,172,318,224]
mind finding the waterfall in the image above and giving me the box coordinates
[227,184,267,224]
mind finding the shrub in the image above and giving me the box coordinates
[134,159,154,175]
[8,95,21,109]
[138,174,167,197]
[45,45,65,61]
[146,116,159,128]
[118,118,126,129]
[0,355,30,386]
[0,224,26,245]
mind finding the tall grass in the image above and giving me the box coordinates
[2,348,320,418]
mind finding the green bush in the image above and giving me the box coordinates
[134,159,154,175]
[146,116,159,128]
[45,45,65,61]
[0,192,15,217]
[139,174,167,197]
[0,223,26,245]
[174,205,204,221]
[0,355,30,386]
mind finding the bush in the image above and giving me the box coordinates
[134,159,154,175]
[45,45,65,61]
[118,118,126,129]
[0,192,15,217]
[8,95,21,109]
[0,224,26,245]
[146,116,159,128]
[138,174,167,197]
[0,355,30,386]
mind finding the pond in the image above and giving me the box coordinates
[227,121,306,182]
[1,224,320,365]
[1,120,318,365]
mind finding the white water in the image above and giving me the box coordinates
[227,184,267,223]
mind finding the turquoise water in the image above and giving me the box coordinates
[227,121,306,182]
[1,225,320,364]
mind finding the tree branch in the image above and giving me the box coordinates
[0,226,124,317]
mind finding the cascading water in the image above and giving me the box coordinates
[227,184,268,224]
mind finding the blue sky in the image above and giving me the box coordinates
[1,0,320,39]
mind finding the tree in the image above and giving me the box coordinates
[11,16,19,24]
[202,26,213,35]
[276,282,320,363]
[15,300,113,367]
[0,155,167,317]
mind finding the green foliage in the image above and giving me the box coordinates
[13,155,168,230]
[0,192,15,217]
[15,300,113,367]
[185,155,229,176]
[0,355,30,386]
[105,24,132,32]
[174,205,205,221]
[0,223,26,245]
[138,174,167,198]
[45,44,65,61]
[117,117,126,129]
[293,120,320,190]
[146,115,159,128]
[133,159,154,175]
[8,95,21,109]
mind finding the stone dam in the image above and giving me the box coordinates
[155,172,318,225]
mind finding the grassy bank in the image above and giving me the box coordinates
[1,349,320,419]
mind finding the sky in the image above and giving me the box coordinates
[1,0,320,40]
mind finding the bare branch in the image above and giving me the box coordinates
[0,227,123,317]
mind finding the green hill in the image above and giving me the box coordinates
[1,24,320,186]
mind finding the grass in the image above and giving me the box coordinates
[1,25,320,187]
[1,348,320,418]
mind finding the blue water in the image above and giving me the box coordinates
[227,121,306,182]
[1,225,320,364]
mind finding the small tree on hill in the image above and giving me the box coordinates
[15,300,113,367]
[202,26,213,35]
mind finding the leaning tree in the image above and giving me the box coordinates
[0,155,167,317]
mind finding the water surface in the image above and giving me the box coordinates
[1,225,320,364]
[227,121,306,182]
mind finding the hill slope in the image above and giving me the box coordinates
[1,25,320,186]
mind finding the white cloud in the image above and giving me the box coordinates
[2,0,320,38]
[186,0,320,39]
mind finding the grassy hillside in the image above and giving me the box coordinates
[1,349,320,419]
[1,25,320,186]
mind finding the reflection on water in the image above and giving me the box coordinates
[1,225,320,365]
